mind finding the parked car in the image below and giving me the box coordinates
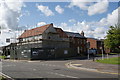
[6,55,10,59]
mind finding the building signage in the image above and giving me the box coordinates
[32,51,39,56]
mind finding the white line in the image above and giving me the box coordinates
[0,72,12,79]
[48,72,78,78]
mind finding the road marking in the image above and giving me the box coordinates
[65,62,119,75]
[40,63,62,68]
[28,61,41,62]
[47,72,78,78]
[0,72,13,79]
[72,64,82,66]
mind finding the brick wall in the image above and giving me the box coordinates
[87,38,97,49]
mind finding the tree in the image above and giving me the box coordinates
[104,24,120,52]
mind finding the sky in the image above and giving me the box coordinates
[0,0,119,47]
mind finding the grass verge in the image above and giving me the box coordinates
[0,76,4,80]
[96,57,120,65]
[0,56,6,59]
[109,53,120,55]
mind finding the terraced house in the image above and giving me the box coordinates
[5,23,87,60]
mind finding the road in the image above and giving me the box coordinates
[1,60,118,79]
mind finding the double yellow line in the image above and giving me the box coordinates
[65,62,119,75]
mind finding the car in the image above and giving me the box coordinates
[6,55,10,59]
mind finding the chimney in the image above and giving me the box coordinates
[50,23,53,26]
[81,31,84,36]
[24,30,27,32]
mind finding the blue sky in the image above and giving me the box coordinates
[19,2,118,26]
[0,0,119,46]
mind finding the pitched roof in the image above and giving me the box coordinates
[18,23,53,38]
[87,37,101,41]
[54,28,68,38]
[65,31,85,38]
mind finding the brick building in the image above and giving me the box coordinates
[3,23,87,60]
[65,31,87,54]
[55,28,87,55]
[87,38,104,54]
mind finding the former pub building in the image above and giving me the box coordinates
[6,23,87,60]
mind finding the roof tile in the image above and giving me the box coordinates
[18,24,52,38]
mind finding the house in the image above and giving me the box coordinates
[65,31,87,55]
[87,38,104,54]
[55,28,87,56]
[5,23,87,60]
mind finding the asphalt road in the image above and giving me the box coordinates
[1,60,118,79]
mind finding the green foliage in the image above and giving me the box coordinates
[96,57,120,65]
[0,56,6,59]
[104,24,120,52]
[109,53,120,55]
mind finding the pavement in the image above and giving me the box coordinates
[66,54,119,75]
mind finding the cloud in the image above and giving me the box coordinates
[0,29,21,46]
[68,19,76,23]
[99,6,119,26]
[37,22,46,26]
[37,5,54,16]
[88,0,109,16]
[105,7,119,25]
[0,0,24,30]
[55,5,64,14]
[58,7,119,39]
[68,0,91,10]
[58,21,107,39]
[0,0,24,46]
[68,0,109,16]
